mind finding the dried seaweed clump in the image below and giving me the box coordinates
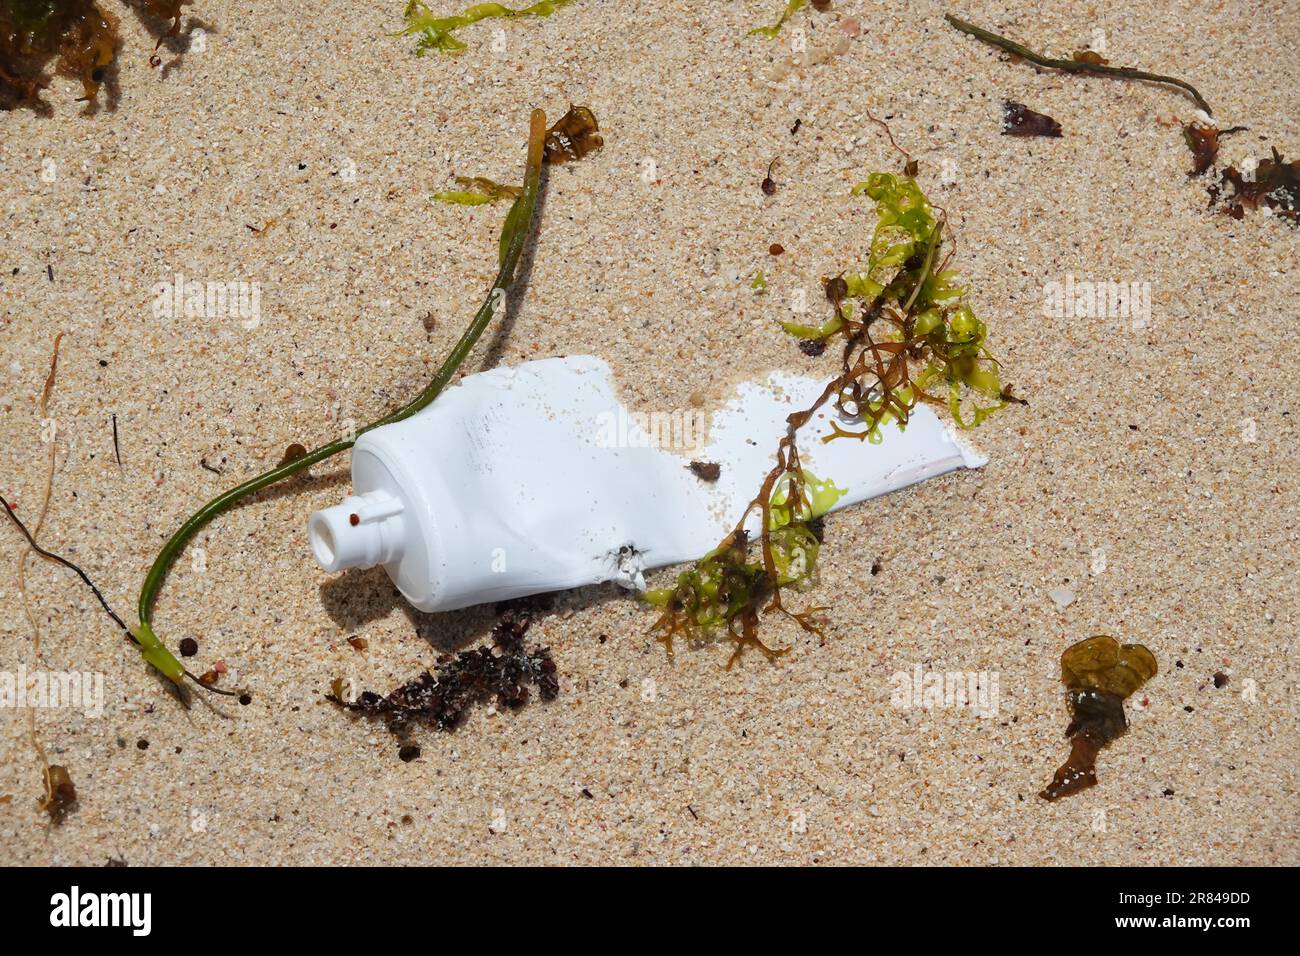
[400,0,574,56]
[0,0,119,104]
[645,173,1015,667]
[1183,122,1299,225]
[331,613,558,746]
[1041,635,1157,801]
[1216,148,1299,224]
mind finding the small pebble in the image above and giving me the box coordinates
[1048,586,1076,608]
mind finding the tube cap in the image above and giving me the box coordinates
[308,489,406,572]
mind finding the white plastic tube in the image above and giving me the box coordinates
[308,355,984,612]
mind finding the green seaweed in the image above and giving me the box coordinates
[133,110,552,697]
[400,0,575,55]
[647,173,1015,666]
[944,13,1212,116]
[435,107,600,208]
[767,469,844,530]
[432,175,522,205]
[817,172,1009,441]
[749,0,806,39]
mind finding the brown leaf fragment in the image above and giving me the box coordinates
[347,636,368,652]
[1002,100,1062,137]
[542,105,603,164]
[688,461,721,482]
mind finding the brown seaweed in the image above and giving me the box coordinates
[646,173,1015,667]
[1040,635,1157,801]
[542,104,602,163]
[1219,148,1299,223]
[1002,100,1062,138]
[945,13,1212,116]
[0,0,119,104]
[1,0,199,107]
[1183,122,1220,176]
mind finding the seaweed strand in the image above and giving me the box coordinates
[133,109,549,693]
[647,173,1014,665]
[944,14,1212,116]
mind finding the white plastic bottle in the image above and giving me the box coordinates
[308,356,983,612]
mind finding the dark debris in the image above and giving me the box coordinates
[331,613,558,745]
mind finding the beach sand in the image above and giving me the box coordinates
[1,0,1296,864]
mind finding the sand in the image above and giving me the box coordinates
[1,0,1296,865]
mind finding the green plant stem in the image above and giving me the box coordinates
[134,109,549,689]
[944,13,1212,116]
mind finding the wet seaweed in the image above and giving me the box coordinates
[433,175,523,206]
[541,104,602,163]
[0,0,119,104]
[1183,121,1221,176]
[39,764,77,825]
[434,106,600,206]
[1041,635,1157,801]
[1217,147,1299,223]
[1,0,197,107]
[1002,100,1061,138]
